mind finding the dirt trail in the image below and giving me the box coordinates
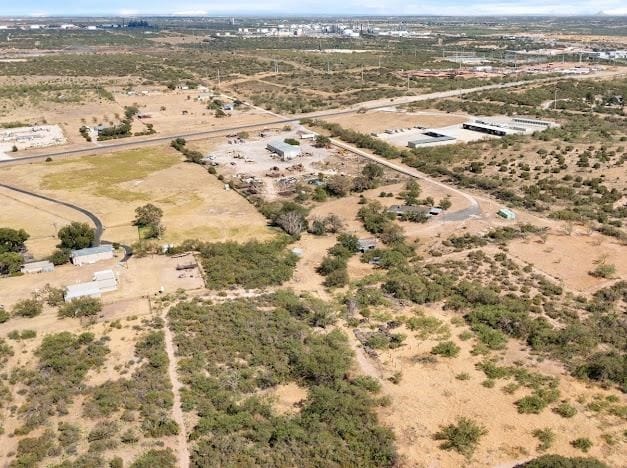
[161,306,190,468]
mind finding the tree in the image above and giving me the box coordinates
[58,222,95,250]
[325,175,352,197]
[362,162,384,181]
[134,204,164,239]
[324,214,344,234]
[276,211,305,237]
[0,252,22,275]
[0,227,29,253]
[58,297,103,319]
[380,223,405,245]
[49,248,71,266]
[439,196,452,210]
[402,180,421,206]
[337,233,359,252]
[314,135,331,148]
[12,299,43,318]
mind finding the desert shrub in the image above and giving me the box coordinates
[12,298,43,318]
[13,429,56,466]
[57,422,81,449]
[571,438,593,453]
[88,421,118,452]
[405,312,449,339]
[589,263,616,279]
[533,428,555,451]
[434,417,487,457]
[553,402,577,418]
[189,239,297,289]
[0,251,23,275]
[516,395,550,414]
[0,307,9,323]
[167,296,397,467]
[431,341,460,358]
[58,297,103,319]
[16,332,109,430]
[516,455,608,467]
[130,449,177,468]
[575,352,626,388]
[85,330,177,439]
[383,270,445,304]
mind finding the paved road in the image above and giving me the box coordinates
[4,72,621,167]
[0,182,104,244]
[0,182,134,260]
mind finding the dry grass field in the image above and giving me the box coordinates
[325,109,468,134]
[0,146,273,256]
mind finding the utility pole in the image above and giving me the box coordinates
[554,84,557,110]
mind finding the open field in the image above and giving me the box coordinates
[0,187,88,258]
[325,109,468,134]
[0,146,273,256]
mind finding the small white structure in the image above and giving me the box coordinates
[21,260,55,274]
[267,140,301,161]
[296,130,316,140]
[65,282,102,302]
[71,245,114,266]
[64,269,118,302]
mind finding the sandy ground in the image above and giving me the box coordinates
[508,231,627,294]
[347,305,627,468]
[326,109,468,135]
[0,146,273,255]
[0,186,88,258]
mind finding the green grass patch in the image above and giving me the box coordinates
[41,148,180,201]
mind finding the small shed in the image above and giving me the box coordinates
[296,130,316,140]
[71,245,114,266]
[93,270,118,292]
[358,238,377,253]
[65,282,102,302]
[497,208,516,220]
[387,205,430,217]
[21,260,55,274]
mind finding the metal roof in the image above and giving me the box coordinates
[267,140,301,155]
[71,245,113,258]
[65,282,101,298]
[22,260,54,269]
[93,269,115,281]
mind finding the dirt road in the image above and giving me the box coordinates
[161,305,190,468]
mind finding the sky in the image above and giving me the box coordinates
[3,0,627,17]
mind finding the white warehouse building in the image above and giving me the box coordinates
[71,245,114,266]
[266,140,301,161]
